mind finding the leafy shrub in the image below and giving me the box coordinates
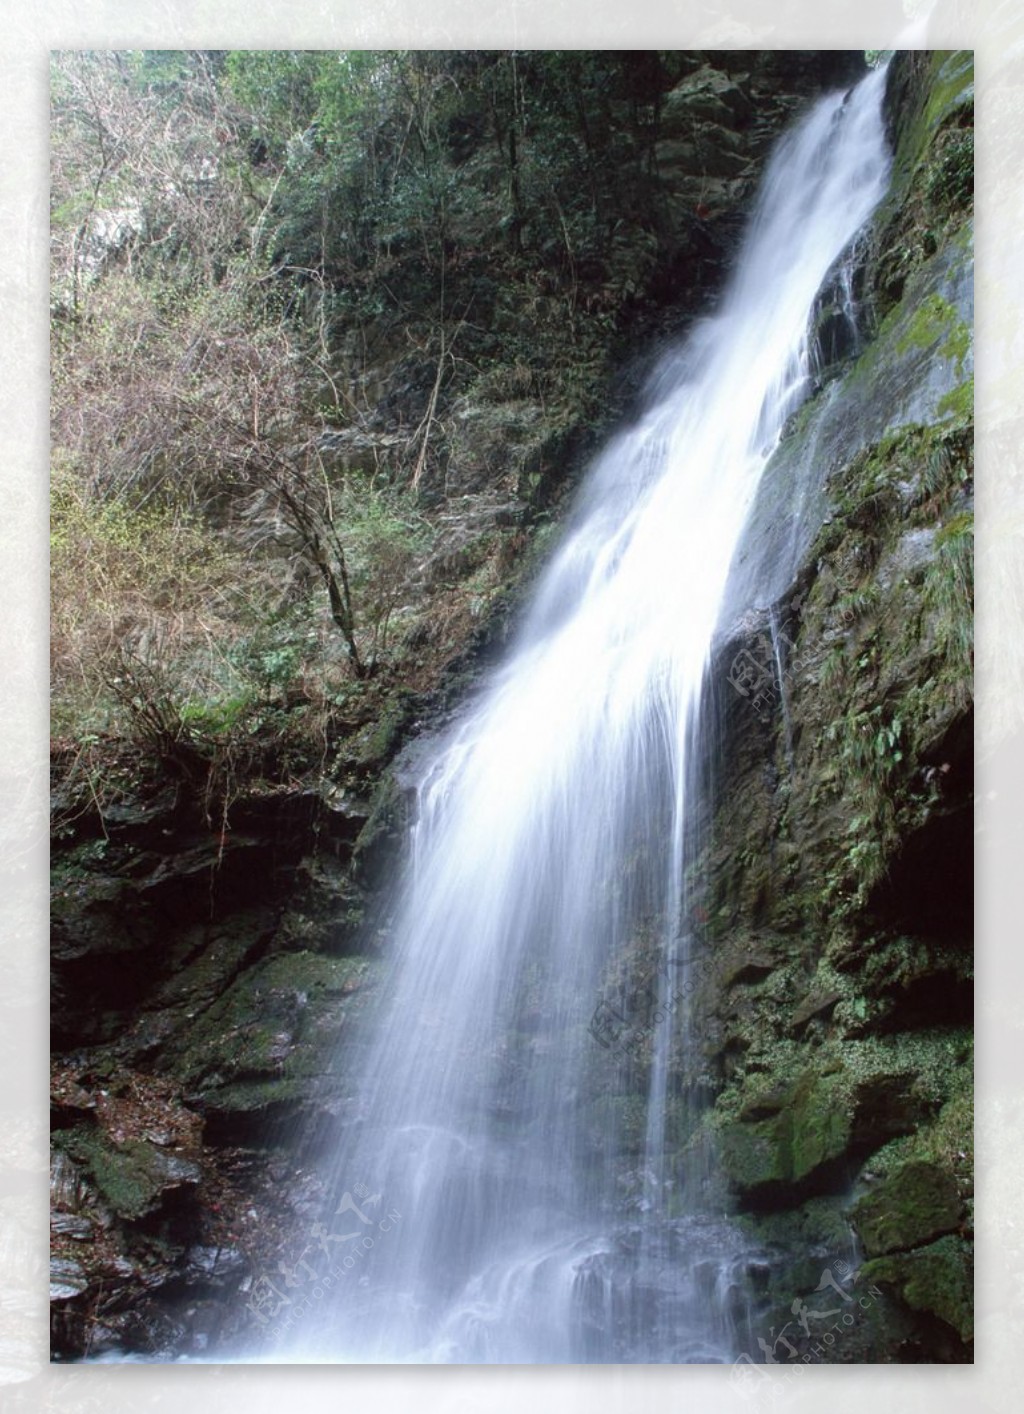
[337,476,434,669]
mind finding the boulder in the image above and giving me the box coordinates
[850,1158,962,1256]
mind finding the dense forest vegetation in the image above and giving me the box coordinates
[51,49,741,815]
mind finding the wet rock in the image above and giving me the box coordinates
[165,952,368,1082]
[654,133,752,181]
[98,788,181,843]
[737,1088,789,1123]
[56,1130,201,1221]
[721,225,972,629]
[50,1213,94,1241]
[673,66,751,122]
[875,526,937,591]
[50,1148,88,1212]
[848,1071,934,1151]
[50,1257,88,1302]
[46,48,972,1366]
[693,50,973,1363]
[721,952,777,988]
[186,1244,249,1284]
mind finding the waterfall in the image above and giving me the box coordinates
[277,67,891,1365]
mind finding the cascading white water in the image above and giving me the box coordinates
[281,67,891,1365]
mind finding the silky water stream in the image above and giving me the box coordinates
[271,67,891,1365]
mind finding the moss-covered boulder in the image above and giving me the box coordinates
[718,1068,851,1200]
[157,950,377,1133]
[860,1233,972,1344]
[56,1129,201,1221]
[851,1159,962,1256]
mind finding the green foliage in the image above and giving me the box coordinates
[48,48,700,800]
[868,52,973,319]
[223,50,324,154]
[178,694,253,737]
[925,127,973,216]
[247,50,672,338]
[337,475,434,668]
[923,513,973,685]
[835,584,880,624]
[818,643,848,691]
[823,703,909,903]
[224,604,324,708]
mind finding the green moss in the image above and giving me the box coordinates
[925,127,973,215]
[249,951,369,996]
[712,1029,967,1193]
[827,931,960,1009]
[851,1159,962,1256]
[868,51,973,318]
[866,1054,973,1182]
[860,1234,972,1342]
[55,1128,198,1220]
[792,413,972,923]
[894,292,971,375]
[165,950,373,1096]
[921,514,973,685]
[204,1075,311,1112]
[920,52,974,141]
[934,511,973,550]
[790,1078,850,1180]
[692,56,974,1358]
[891,51,974,196]
[354,692,414,767]
[736,1193,855,1254]
[717,1068,851,1195]
[719,1118,786,1189]
[937,375,973,424]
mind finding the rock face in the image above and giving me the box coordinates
[48,51,972,1363]
[49,760,386,1360]
[682,50,973,1362]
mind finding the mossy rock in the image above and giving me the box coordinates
[860,1233,972,1343]
[789,1072,851,1180]
[55,1128,200,1221]
[352,767,406,877]
[861,1059,972,1195]
[352,692,415,768]
[718,1068,850,1198]
[851,1159,962,1256]
[201,1074,314,1116]
[163,950,372,1095]
[721,215,972,631]
[737,1193,858,1261]
[870,51,973,319]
